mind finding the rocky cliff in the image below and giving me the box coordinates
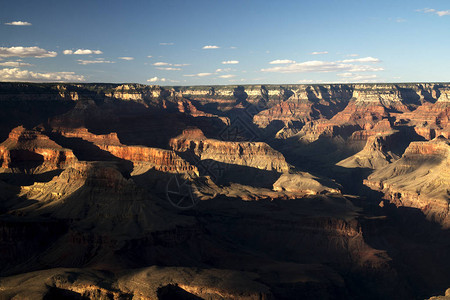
[364,137,450,227]
[0,126,77,171]
[337,132,399,169]
[170,129,290,173]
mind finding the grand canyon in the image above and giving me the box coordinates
[0,82,448,299]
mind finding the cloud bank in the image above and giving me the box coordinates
[0,46,57,58]
[5,21,32,26]
[417,8,450,17]
[0,68,84,82]
[203,45,220,49]
[222,60,239,64]
[262,57,383,73]
[64,49,103,55]
[147,76,166,82]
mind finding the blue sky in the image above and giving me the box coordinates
[0,0,449,85]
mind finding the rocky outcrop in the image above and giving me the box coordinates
[428,288,450,300]
[273,172,341,195]
[0,126,77,171]
[398,89,450,140]
[170,129,290,173]
[253,85,353,137]
[364,137,450,227]
[337,133,399,169]
[0,267,273,299]
[17,161,190,234]
[57,127,197,174]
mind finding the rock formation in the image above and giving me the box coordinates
[170,129,290,173]
[364,137,450,227]
[0,126,77,171]
[337,133,399,169]
[0,82,450,299]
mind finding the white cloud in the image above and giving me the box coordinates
[0,68,84,82]
[396,18,406,23]
[436,10,450,16]
[230,46,237,49]
[0,61,32,67]
[339,56,381,63]
[147,55,153,58]
[298,79,323,84]
[261,60,384,73]
[74,49,102,55]
[222,60,239,64]
[337,72,354,78]
[156,67,181,71]
[5,21,32,26]
[348,65,384,72]
[77,59,114,65]
[64,49,102,55]
[311,51,328,55]
[346,54,359,57]
[183,72,213,77]
[159,42,174,46]
[197,72,213,77]
[269,59,296,64]
[417,8,450,17]
[202,45,220,49]
[118,57,134,60]
[338,74,378,83]
[216,68,232,72]
[147,76,166,82]
[218,74,236,79]
[153,62,188,68]
[0,46,57,58]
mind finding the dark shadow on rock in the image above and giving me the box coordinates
[0,217,69,276]
[329,164,450,299]
[397,86,421,106]
[44,286,89,300]
[7,150,45,170]
[0,169,63,186]
[157,284,203,300]
[196,159,281,188]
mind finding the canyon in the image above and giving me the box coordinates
[0,82,449,299]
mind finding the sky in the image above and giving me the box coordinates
[0,0,449,85]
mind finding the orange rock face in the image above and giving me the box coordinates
[0,126,77,170]
[400,101,450,140]
[56,127,196,174]
[170,130,290,173]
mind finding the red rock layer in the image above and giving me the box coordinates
[399,93,450,140]
[57,128,195,173]
[0,126,77,169]
[170,131,290,173]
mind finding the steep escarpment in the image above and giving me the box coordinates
[253,84,353,129]
[170,129,290,173]
[178,85,294,111]
[364,137,450,227]
[16,162,188,234]
[399,88,450,139]
[337,132,399,169]
[0,126,77,171]
[54,127,197,174]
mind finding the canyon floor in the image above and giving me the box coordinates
[0,82,449,299]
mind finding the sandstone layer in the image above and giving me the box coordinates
[0,126,77,171]
[364,137,450,227]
